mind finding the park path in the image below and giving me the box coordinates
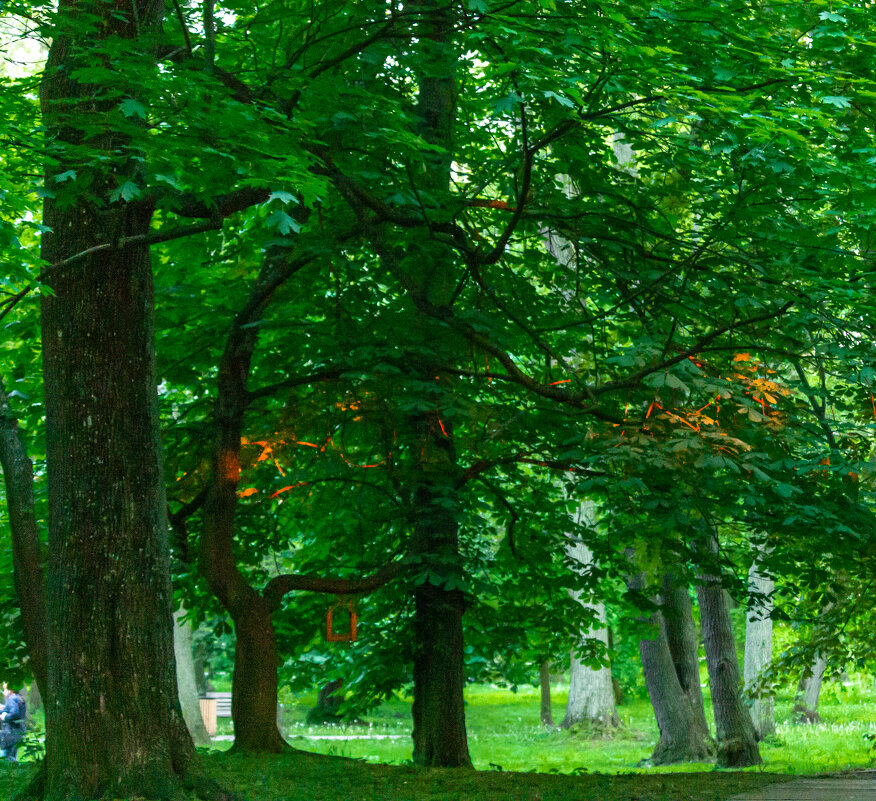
[727,771,876,800]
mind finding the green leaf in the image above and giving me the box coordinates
[109,181,141,203]
[267,190,296,205]
[119,98,147,119]
[266,210,301,236]
[54,170,77,183]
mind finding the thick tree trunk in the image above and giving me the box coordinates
[35,4,221,795]
[661,574,708,733]
[404,0,470,769]
[174,609,213,747]
[561,535,618,730]
[410,414,471,768]
[230,599,286,752]
[630,573,714,764]
[539,662,554,727]
[743,561,775,739]
[412,581,470,766]
[696,536,762,768]
[0,380,48,692]
[793,655,827,723]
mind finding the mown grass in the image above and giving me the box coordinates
[0,676,871,800]
[275,675,876,775]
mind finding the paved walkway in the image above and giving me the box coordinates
[728,773,876,800]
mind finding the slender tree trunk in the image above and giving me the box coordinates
[174,609,213,747]
[696,535,762,768]
[539,662,554,727]
[562,530,618,730]
[0,380,47,693]
[793,655,827,723]
[661,574,708,732]
[630,573,714,764]
[744,561,775,739]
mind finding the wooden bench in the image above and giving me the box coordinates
[199,692,232,736]
[198,692,284,737]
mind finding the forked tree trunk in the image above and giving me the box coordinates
[630,573,714,764]
[696,535,762,768]
[174,609,213,747]
[539,662,554,727]
[744,561,775,739]
[793,655,827,723]
[661,574,708,731]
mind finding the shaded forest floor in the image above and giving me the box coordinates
[206,751,789,801]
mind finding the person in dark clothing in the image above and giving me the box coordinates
[0,683,26,762]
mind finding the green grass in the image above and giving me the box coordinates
[2,678,871,800]
[275,676,876,775]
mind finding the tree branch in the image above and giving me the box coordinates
[263,559,408,611]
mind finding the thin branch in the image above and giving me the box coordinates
[0,219,222,324]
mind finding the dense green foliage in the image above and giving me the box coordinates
[0,0,875,791]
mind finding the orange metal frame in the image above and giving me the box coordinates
[326,598,358,642]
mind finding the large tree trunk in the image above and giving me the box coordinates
[0,380,48,692]
[561,532,618,730]
[793,654,827,723]
[696,535,762,768]
[174,609,213,747]
[405,0,471,770]
[661,574,708,732]
[630,573,714,765]
[35,3,221,795]
[230,599,286,752]
[410,415,471,768]
[744,561,775,739]
[539,662,554,727]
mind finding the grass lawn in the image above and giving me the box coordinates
[1,677,871,800]
[271,677,876,775]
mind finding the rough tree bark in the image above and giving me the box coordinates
[661,574,708,734]
[174,609,212,747]
[403,0,471,770]
[696,535,762,768]
[410,411,471,767]
[34,2,233,797]
[539,662,555,727]
[743,560,775,739]
[630,572,715,765]
[0,379,48,693]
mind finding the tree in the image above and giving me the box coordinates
[744,558,775,740]
[561,505,618,731]
[695,534,762,768]
[174,609,212,747]
[629,568,715,765]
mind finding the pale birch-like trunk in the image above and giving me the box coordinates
[743,561,775,739]
[173,609,212,747]
[561,503,618,729]
[794,655,827,723]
